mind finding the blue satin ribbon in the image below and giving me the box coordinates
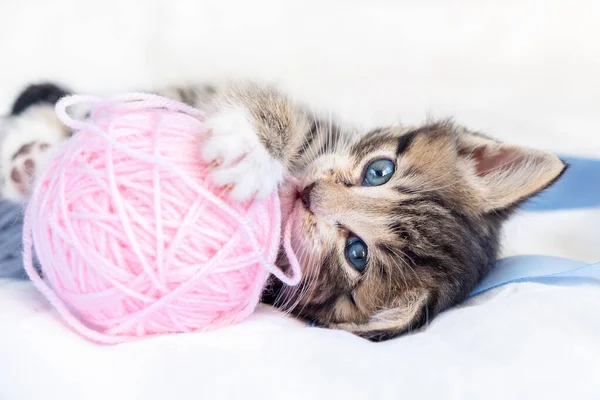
[521,155,600,211]
[470,256,600,297]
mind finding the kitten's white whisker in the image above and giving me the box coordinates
[291,231,323,314]
[327,110,333,154]
[295,244,320,307]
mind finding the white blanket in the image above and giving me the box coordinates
[1,1,599,399]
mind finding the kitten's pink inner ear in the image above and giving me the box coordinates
[471,146,524,177]
[455,132,566,213]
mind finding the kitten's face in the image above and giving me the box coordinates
[273,121,565,341]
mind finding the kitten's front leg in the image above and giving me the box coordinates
[197,83,309,201]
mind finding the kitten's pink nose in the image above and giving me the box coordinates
[300,183,315,209]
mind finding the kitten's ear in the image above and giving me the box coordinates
[456,132,567,212]
[331,291,429,342]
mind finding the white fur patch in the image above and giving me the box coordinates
[201,106,285,201]
[0,105,68,202]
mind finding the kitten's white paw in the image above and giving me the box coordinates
[201,106,285,201]
[3,141,51,200]
[0,106,67,202]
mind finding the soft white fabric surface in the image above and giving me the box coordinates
[0,1,599,399]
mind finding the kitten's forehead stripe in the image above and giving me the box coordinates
[395,131,418,156]
[351,123,455,162]
[350,131,397,160]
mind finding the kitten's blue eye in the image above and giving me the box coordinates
[363,159,395,186]
[345,237,368,272]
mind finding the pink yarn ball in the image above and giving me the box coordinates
[22,94,300,344]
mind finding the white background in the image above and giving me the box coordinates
[0,1,599,399]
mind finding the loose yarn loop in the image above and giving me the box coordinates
[22,93,301,344]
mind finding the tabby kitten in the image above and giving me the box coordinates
[1,82,566,341]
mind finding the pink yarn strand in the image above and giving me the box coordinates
[56,93,205,131]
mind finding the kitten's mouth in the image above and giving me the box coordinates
[280,180,313,217]
[297,196,312,214]
[294,196,318,227]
